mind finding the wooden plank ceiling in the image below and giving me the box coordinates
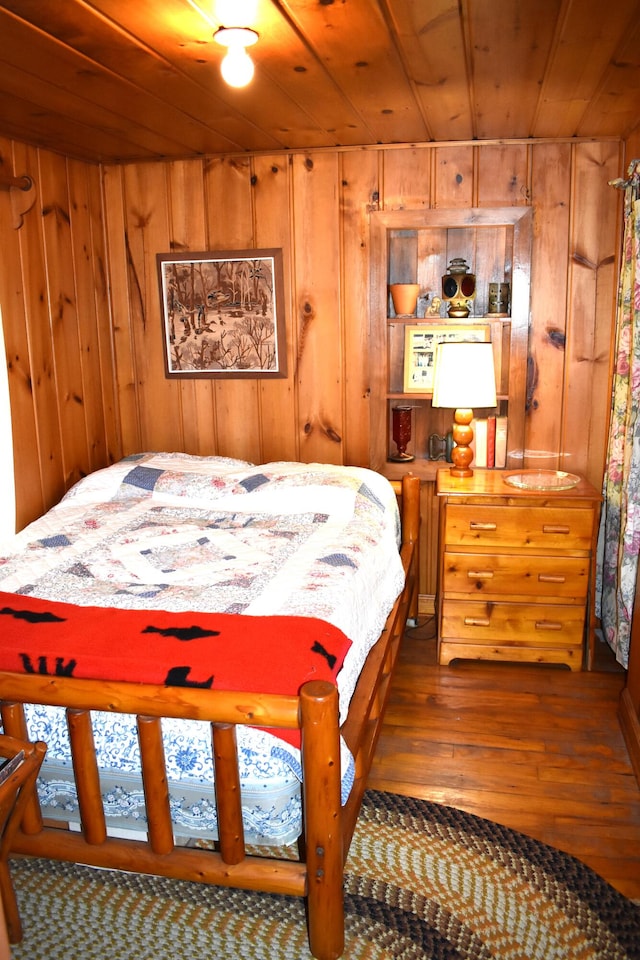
[0,0,638,164]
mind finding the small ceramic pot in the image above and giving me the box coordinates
[390,283,420,317]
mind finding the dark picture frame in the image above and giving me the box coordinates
[157,248,286,378]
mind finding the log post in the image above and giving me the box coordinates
[67,709,107,845]
[137,716,174,855]
[212,722,245,864]
[299,680,343,960]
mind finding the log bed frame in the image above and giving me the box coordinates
[0,474,420,960]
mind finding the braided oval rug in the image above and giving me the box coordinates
[10,790,640,960]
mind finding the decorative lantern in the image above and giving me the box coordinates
[441,258,476,318]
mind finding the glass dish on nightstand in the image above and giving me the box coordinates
[502,469,580,491]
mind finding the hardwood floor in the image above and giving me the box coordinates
[368,618,640,900]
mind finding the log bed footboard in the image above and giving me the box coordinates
[0,474,420,960]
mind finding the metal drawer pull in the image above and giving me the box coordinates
[535,620,563,630]
[538,574,566,583]
[464,617,491,627]
[469,522,497,531]
[542,524,571,535]
[467,570,494,579]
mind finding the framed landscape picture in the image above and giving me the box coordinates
[157,248,286,378]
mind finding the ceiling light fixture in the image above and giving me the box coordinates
[214,26,259,88]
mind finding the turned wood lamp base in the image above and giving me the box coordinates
[450,408,475,477]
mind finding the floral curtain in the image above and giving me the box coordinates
[597,159,640,669]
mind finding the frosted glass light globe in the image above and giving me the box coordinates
[221,45,255,87]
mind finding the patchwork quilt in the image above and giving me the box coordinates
[0,453,405,843]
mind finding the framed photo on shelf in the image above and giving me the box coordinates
[403,323,491,393]
[157,248,286,379]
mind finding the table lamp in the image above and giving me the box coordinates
[431,340,497,477]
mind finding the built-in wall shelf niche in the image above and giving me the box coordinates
[369,207,532,481]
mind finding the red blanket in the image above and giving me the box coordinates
[0,591,351,748]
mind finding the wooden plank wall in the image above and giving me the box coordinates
[0,137,624,600]
[0,136,119,532]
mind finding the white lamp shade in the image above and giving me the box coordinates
[431,340,497,409]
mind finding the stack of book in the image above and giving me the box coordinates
[470,416,508,468]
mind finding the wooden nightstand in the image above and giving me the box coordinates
[436,469,601,671]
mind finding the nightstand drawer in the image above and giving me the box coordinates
[440,599,586,646]
[444,504,594,552]
[442,552,590,600]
